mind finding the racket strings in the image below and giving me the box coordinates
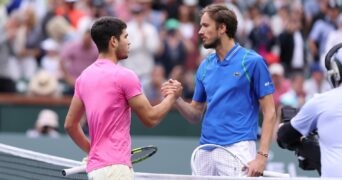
[214,148,245,176]
[193,147,246,177]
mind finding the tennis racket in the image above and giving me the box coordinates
[191,144,290,178]
[62,145,157,176]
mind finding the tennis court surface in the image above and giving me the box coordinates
[0,143,339,180]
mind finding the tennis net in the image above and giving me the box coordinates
[0,143,334,180]
[0,143,86,180]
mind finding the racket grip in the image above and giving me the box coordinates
[263,170,290,178]
[62,165,86,176]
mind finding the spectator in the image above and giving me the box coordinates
[307,0,340,63]
[138,0,166,31]
[55,0,86,29]
[182,70,195,100]
[0,11,16,93]
[40,0,62,40]
[248,5,276,58]
[280,72,307,108]
[40,38,62,80]
[46,16,76,45]
[77,0,111,36]
[118,3,160,90]
[178,2,200,71]
[13,7,44,81]
[324,14,342,65]
[144,64,167,105]
[27,70,61,97]
[156,18,187,78]
[278,14,306,75]
[59,26,98,94]
[269,63,291,109]
[26,109,60,138]
[270,4,290,37]
[304,62,331,99]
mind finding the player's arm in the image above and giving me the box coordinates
[258,94,277,157]
[247,94,276,176]
[161,79,206,124]
[129,84,181,128]
[64,96,90,153]
[174,98,205,124]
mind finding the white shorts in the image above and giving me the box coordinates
[88,164,134,180]
[192,141,256,176]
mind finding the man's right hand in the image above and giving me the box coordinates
[161,79,183,99]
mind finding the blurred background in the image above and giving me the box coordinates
[1,0,341,177]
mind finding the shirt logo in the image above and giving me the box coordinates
[264,81,272,86]
[234,72,241,77]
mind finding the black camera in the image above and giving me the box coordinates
[279,106,321,175]
[280,106,299,123]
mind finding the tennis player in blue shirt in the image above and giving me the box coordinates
[162,4,276,177]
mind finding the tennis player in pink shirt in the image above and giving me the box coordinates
[64,17,182,180]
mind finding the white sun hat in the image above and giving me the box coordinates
[28,70,59,97]
[35,109,59,129]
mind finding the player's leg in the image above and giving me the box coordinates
[88,164,134,180]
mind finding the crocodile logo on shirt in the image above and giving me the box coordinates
[234,72,241,77]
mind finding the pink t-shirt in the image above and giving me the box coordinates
[74,59,142,172]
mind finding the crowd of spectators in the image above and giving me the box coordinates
[0,0,341,111]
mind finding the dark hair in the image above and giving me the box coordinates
[200,4,237,38]
[90,16,127,52]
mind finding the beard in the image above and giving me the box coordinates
[203,36,220,49]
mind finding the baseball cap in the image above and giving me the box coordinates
[41,38,59,52]
[164,19,180,30]
[269,63,284,76]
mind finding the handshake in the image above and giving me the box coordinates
[160,79,184,100]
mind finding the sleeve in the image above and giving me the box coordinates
[121,70,143,100]
[74,77,81,99]
[277,122,302,150]
[290,98,319,136]
[192,60,207,103]
[250,55,275,98]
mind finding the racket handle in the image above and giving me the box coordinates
[62,165,86,176]
[263,170,290,178]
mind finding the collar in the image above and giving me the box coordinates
[215,43,241,66]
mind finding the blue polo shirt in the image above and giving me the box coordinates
[193,44,274,146]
